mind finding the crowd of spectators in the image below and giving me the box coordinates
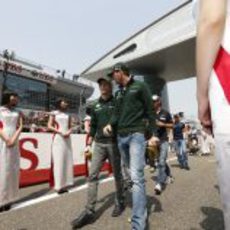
[22,111,86,134]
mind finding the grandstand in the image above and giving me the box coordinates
[0,49,94,129]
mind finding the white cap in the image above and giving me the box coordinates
[84,115,91,121]
[152,95,160,101]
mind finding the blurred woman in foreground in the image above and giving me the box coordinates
[194,0,230,227]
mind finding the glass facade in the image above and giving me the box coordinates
[4,73,48,110]
[49,89,80,113]
[0,71,81,114]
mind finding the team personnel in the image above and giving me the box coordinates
[72,76,124,229]
[173,114,190,170]
[48,98,74,194]
[0,91,23,212]
[103,63,159,230]
[152,95,173,195]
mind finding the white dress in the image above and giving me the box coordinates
[193,0,230,228]
[200,130,211,154]
[50,111,74,191]
[0,106,20,207]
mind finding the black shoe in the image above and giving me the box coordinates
[4,204,11,211]
[111,203,125,217]
[71,210,95,229]
[0,204,11,213]
[57,189,68,195]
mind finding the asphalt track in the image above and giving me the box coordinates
[0,154,224,230]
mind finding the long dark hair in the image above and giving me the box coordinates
[85,106,91,116]
[55,97,69,110]
[1,90,18,105]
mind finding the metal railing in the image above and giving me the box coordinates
[0,49,94,88]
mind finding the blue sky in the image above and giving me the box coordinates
[0,0,197,117]
[168,78,197,118]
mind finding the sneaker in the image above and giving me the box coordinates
[154,184,162,195]
[111,203,125,217]
[166,176,175,184]
[71,210,95,229]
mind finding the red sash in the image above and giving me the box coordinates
[214,46,230,103]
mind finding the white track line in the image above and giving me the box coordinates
[11,156,177,211]
[12,177,114,210]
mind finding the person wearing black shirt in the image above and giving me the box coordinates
[152,95,173,195]
[173,114,190,170]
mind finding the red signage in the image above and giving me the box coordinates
[0,58,56,84]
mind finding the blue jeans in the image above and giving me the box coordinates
[175,139,188,167]
[118,133,147,230]
[156,141,171,185]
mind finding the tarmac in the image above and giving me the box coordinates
[0,153,224,230]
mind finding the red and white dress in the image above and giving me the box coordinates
[194,0,230,228]
[0,106,20,207]
[50,110,74,191]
